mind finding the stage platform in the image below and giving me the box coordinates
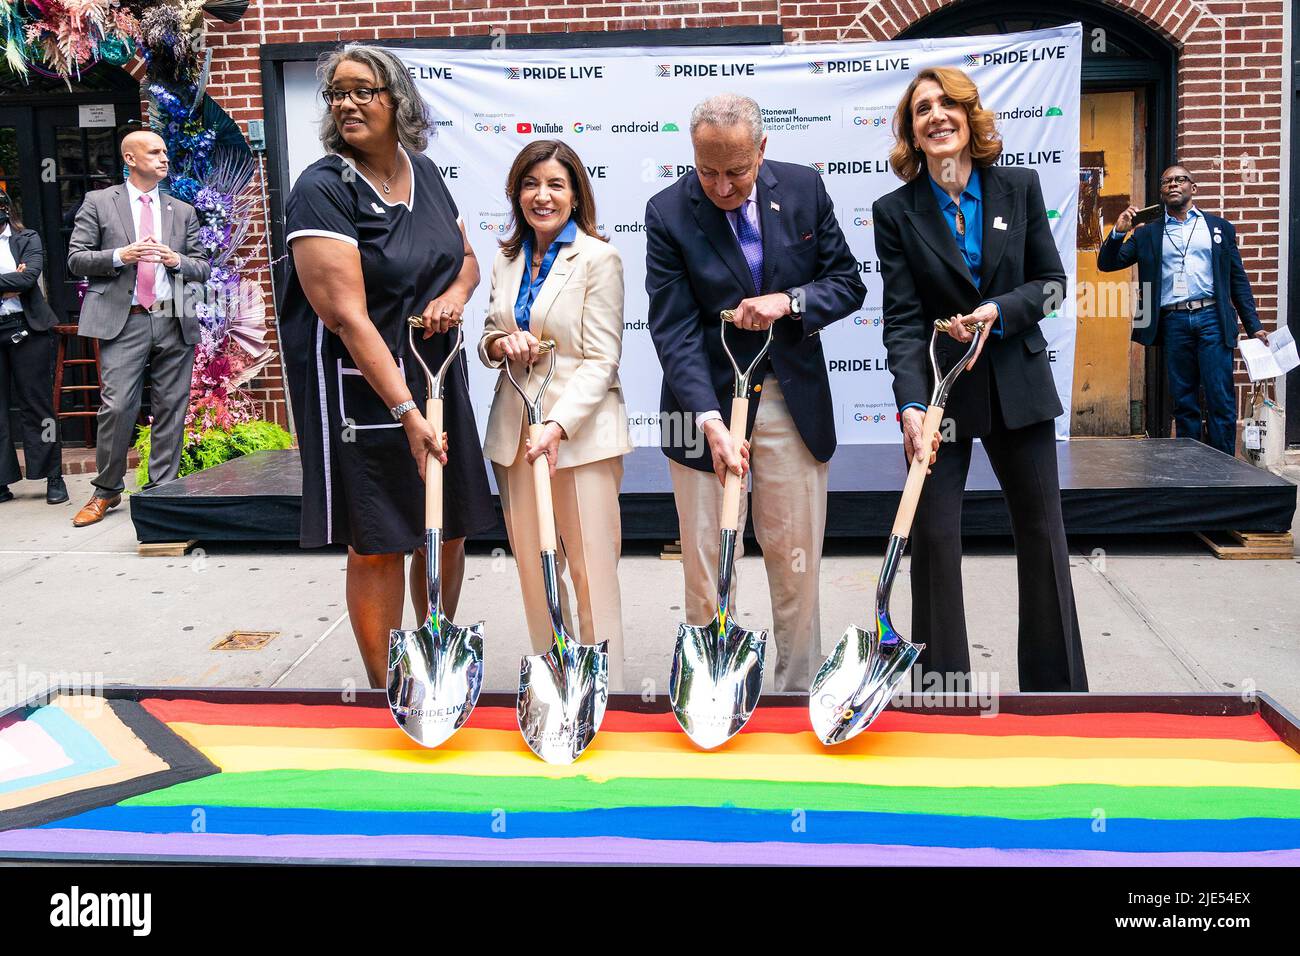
[128,438,1297,545]
[2,686,1298,865]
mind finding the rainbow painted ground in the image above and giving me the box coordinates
[2,696,1300,864]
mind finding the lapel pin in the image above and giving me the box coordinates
[801,231,813,241]
[993,216,1008,231]
[770,201,780,212]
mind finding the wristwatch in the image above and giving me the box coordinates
[389,399,417,421]
[785,288,803,316]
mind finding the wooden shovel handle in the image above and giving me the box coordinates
[720,395,748,532]
[529,422,557,551]
[425,398,444,531]
[891,404,945,538]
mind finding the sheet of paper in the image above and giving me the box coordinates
[1239,337,1281,381]
[1267,326,1299,375]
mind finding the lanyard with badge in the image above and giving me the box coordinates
[1166,215,1198,300]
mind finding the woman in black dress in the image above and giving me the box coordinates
[280,44,495,687]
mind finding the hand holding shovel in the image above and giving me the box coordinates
[809,318,986,745]
[387,317,486,747]
[511,341,610,764]
[669,311,773,750]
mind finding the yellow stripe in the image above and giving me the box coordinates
[185,743,1300,790]
[165,722,1300,765]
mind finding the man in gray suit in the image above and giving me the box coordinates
[66,130,210,527]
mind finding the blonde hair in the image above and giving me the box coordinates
[889,67,1002,182]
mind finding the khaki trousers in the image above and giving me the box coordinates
[494,434,626,691]
[669,378,829,691]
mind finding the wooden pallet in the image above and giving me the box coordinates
[1194,530,1294,560]
[137,539,197,558]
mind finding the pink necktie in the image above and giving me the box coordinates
[135,194,157,309]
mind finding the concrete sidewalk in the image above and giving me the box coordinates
[1,471,1297,714]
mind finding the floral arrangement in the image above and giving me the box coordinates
[7,0,138,80]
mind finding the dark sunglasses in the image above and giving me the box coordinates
[321,86,389,107]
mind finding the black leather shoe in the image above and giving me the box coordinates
[46,477,69,505]
[0,485,12,504]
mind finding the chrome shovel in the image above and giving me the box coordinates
[386,318,485,747]
[809,318,986,745]
[511,341,609,764]
[669,311,774,750]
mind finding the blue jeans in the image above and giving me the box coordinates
[1162,305,1236,455]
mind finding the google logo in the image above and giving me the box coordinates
[478,221,509,233]
[853,413,888,423]
[853,315,882,326]
[853,115,889,127]
[474,123,508,133]
[853,216,872,227]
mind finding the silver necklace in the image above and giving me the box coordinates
[356,153,399,194]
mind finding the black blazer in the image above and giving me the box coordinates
[1096,210,1261,349]
[645,160,866,471]
[873,164,1066,438]
[0,228,59,332]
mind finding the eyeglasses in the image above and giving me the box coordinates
[321,86,389,107]
[1160,175,1193,186]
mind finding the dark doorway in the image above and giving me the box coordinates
[900,3,1178,439]
[0,63,141,448]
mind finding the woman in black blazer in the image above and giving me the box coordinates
[0,189,66,504]
[872,67,1087,692]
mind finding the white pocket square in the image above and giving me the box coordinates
[993,216,1008,231]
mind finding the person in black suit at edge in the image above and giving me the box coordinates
[645,93,866,690]
[871,67,1088,693]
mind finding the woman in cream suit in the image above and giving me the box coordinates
[480,140,631,689]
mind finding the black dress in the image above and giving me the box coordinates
[279,149,495,554]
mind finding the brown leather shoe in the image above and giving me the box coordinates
[72,494,121,527]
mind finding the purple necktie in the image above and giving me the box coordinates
[135,194,157,309]
[733,201,764,295]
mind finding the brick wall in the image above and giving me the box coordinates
[187,0,1287,428]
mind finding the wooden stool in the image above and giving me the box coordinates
[52,324,102,447]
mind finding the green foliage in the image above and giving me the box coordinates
[133,420,293,487]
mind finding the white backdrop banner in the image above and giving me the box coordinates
[280,24,1081,444]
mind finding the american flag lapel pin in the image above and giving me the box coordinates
[770,201,780,212]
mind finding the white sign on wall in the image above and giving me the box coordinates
[280,25,1081,444]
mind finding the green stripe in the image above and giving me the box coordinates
[121,770,1300,820]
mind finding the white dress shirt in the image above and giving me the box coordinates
[111,181,173,305]
[0,225,23,316]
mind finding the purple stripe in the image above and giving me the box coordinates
[3,829,1299,866]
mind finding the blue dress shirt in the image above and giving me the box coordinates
[900,170,1002,415]
[514,217,578,331]
[1159,206,1215,307]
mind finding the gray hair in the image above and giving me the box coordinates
[317,44,431,154]
[689,93,764,146]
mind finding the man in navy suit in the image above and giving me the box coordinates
[645,93,865,690]
[1097,164,1266,455]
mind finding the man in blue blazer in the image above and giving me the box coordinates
[645,93,865,690]
[1097,164,1266,455]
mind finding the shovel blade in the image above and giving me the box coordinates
[808,623,922,746]
[387,614,485,748]
[670,618,766,749]
[517,639,609,764]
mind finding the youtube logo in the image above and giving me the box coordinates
[517,122,532,134]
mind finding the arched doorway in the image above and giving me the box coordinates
[0,62,142,325]
[900,3,1178,438]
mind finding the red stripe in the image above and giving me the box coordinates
[140,698,1282,742]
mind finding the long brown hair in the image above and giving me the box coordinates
[500,140,606,259]
[888,66,1002,182]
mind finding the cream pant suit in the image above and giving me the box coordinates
[479,225,632,690]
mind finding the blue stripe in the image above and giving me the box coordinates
[42,805,1300,853]
[0,707,116,795]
